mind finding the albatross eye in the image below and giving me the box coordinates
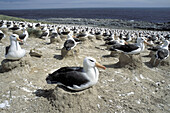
[89,59,94,62]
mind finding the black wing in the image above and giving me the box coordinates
[77,33,86,38]
[104,37,113,41]
[35,23,40,27]
[64,40,75,51]
[73,38,81,42]
[156,49,169,60]
[0,33,4,40]
[105,40,117,45]
[61,31,70,35]
[148,46,159,51]
[41,32,48,37]
[110,44,139,52]
[51,32,58,37]
[5,45,10,55]
[56,67,83,73]
[95,32,101,35]
[46,67,89,87]
[19,34,26,39]
[121,44,139,52]
[9,26,20,31]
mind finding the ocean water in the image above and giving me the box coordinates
[0,8,170,23]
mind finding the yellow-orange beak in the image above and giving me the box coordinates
[95,62,106,70]
[17,37,23,42]
[72,35,77,38]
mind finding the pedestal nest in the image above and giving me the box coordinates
[39,86,98,113]
[115,52,143,70]
[149,55,170,67]
[61,46,80,58]
[95,35,104,40]
[50,36,62,44]
[148,51,155,57]
[60,35,67,41]
[0,56,31,72]
[77,36,88,42]
[110,51,120,57]
[88,35,96,41]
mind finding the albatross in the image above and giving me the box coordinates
[63,32,78,51]
[46,57,106,91]
[5,34,26,60]
[0,30,5,41]
[19,27,29,44]
[155,40,169,60]
[109,37,151,54]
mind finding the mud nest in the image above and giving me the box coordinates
[38,86,99,113]
[149,55,170,67]
[0,56,31,72]
[115,52,143,70]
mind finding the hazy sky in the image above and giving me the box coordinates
[0,0,170,9]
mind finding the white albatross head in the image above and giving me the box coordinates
[83,57,106,70]
[10,34,22,42]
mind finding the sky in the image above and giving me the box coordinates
[0,0,170,10]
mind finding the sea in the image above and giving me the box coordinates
[0,8,170,23]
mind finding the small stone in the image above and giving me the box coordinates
[29,48,43,58]
[161,80,165,84]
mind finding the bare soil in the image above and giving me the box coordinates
[0,29,170,113]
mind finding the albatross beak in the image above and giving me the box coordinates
[17,37,23,42]
[95,62,106,70]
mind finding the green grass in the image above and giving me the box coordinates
[0,14,37,23]
[27,28,42,38]
[0,14,50,24]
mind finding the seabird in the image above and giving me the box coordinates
[8,25,21,31]
[155,40,169,60]
[46,57,106,91]
[123,33,132,42]
[0,30,5,41]
[5,34,26,60]
[63,33,78,51]
[50,27,61,43]
[39,27,49,39]
[109,37,151,54]
[19,27,29,43]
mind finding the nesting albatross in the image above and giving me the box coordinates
[155,40,169,60]
[5,34,26,60]
[46,57,106,91]
[109,37,151,54]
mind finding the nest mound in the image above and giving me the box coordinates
[40,86,99,113]
[115,52,143,70]
[149,55,170,67]
[1,56,31,72]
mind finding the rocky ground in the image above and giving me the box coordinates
[41,18,170,31]
[0,28,170,113]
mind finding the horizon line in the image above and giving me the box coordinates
[0,6,170,10]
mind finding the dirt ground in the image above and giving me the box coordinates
[0,29,170,113]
